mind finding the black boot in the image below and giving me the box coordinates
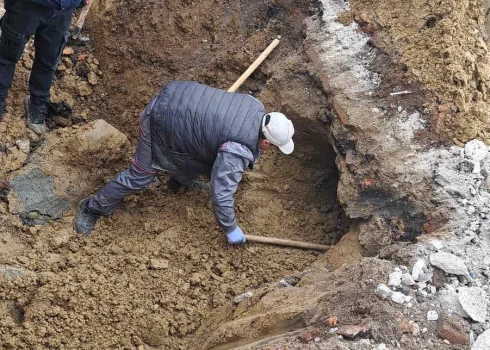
[74,198,100,236]
[24,96,48,135]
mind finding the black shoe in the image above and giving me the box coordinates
[24,96,48,135]
[74,198,100,236]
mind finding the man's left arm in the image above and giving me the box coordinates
[211,142,254,244]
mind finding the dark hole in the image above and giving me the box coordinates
[425,17,437,28]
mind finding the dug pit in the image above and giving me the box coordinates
[0,0,355,349]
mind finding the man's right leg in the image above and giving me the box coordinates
[0,0,43,121]
[74,106,156,235]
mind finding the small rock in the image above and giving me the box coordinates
[0,265,36,280]
[87,71,98,85]
[391,292,410,304]
[473,329,490,350]
[458,287,487,323]
[401,273,415,286]
[149,259,168,270]
[233,291,253,304]
[375,283,393,299]
[432,267,446,289]
[15,139,30,154]
[427,310,439,321]
[412,259,427,281]
[437,314,469,345]
[388,270,403,287]
[430,252,469,276]
[428,240,444,251]
[337,324,371,339]
[464,139,487,173]
[62,47,75,55]
[422,327,428,334]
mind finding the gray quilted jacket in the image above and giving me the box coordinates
[149,81,265,233]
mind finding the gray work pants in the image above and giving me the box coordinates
[87,105,200,216]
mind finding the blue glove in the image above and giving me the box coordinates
[226,226,247,245]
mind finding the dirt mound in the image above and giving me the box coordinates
[347,0,490,144]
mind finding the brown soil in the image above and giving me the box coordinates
[0,1,351,349]
[347,0,490,145]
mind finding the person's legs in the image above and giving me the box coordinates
[25,6,73,133]
[0,0,43,120]
[29,7,73,106]
[75,108,156,235]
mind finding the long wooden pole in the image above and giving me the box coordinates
[228,36,281,92]
[245,234,330,252]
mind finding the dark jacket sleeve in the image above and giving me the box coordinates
[211,142,254,233]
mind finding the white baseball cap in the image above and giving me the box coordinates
[262,112,295,154]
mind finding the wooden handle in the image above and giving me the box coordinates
[245,234,330,252]
[228,37,281,92]
[75,0,93,30]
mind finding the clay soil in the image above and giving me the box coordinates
[0,1,350,349]
[346,0,490,145]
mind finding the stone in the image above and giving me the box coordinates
[437,315,469,345]
[458,287,487,323]
[438,288,468,318]
[149,259,168,270]
[375,283,392,299]
[15,139,30,154]
[7,120,129,226]
[473,329,490,350]
[337,324,370,339]
[432,267,446,289]
[0,265,36,280]
[388,270,403,287]
[430,252,469,276]
[87,71,98,85]
[8,167,71,226]
[412,259,427,281]
[391,292,410,304]
[233,291,253,304]
[428,240,444,251]
[427,311,439,321]
[62,47,75,55]
[464,139,487,173]
[401,273,415,286]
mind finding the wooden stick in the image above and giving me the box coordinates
[74,0,94,34]
[228,36,281,92]
[245,234,330,252]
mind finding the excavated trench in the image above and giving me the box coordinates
[0,1,363,349]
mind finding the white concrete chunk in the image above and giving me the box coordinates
[388,270,403,287]
[401,273,415,286]
[472,329,490,350]
[430,252,469,276]
[412,259,427,281]
[375,283,393,299]
[458,287,487,323]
